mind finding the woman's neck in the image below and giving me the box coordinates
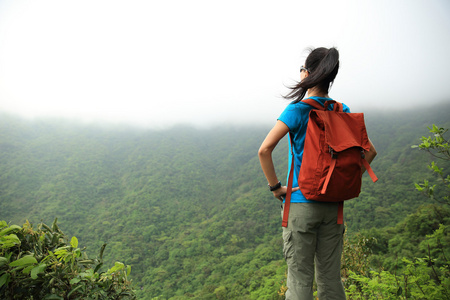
[307,87,329,98]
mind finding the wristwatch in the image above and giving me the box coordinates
[268,181,282,192]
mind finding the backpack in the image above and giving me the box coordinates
[282,99,378,227]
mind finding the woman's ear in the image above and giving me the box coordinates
[300,70,309,81]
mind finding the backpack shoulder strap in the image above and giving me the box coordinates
[302,98,344,112]
[301,98,325,110]
[282,132,295,227]
[325,100,343,112]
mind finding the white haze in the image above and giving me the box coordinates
[0,0,449,128]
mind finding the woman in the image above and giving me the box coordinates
[258,47,376,300]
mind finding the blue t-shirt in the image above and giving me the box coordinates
[278,97,351,203]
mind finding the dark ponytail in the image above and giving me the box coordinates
[284,47,340,103]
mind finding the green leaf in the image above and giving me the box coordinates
[0,257,8,266]
[108,261,125,274]
[43,295,64,300]
[127,264,131,276]
[79,269,94,279]
[9,255,37,267]
[70,236,78,248]
[55,248,68,260]
[0,221,7,228]
[78,259,94,265]
[94,262,103,273]
[397,286,402,296]
[70,277,81,284]
[0,234,21,249]
[51,218,60,233]
[23,265,34,275]
[99,243,107,260]
[414,183,423,191]
[31,263,47,279]
[0,273,9,288]
[67,284,84,298]
[0,225,21,237]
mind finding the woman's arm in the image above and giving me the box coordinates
[361,138,377,174]
[258,120,299,200]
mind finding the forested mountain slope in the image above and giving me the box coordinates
[0,102,449,299]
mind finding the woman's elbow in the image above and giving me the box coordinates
[368,140,377,157]
[371,144,378,158]
[367,145,377,162]
[258,145,272,158]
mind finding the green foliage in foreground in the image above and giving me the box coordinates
[413,124,450,205]
[0,219,135,299]
[345,223,450,299]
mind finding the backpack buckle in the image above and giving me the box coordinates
[329,146,338,159]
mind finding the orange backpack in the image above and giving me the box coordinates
[282,99,377,227]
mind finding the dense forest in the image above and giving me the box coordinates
[1,102,449,299]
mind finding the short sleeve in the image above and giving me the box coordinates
[278,103,302,132]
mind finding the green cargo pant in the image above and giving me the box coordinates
[282,202,346,300]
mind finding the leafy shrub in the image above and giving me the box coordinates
[346,226,450,299]
[412,124,450,205]
[0,219,136,299]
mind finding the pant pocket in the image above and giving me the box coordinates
[282,229,294,260]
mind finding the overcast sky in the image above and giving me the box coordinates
[0,0,449,128]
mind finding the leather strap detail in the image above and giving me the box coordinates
[321,156,337,194]
[282,133,296,228]
[282,151,295,228]
[362,159,378,182]
[337,202,344,224]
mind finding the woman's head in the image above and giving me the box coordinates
[285,47,340,102]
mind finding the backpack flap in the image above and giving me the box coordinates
[315,110,378,186]
[317,111,370,153]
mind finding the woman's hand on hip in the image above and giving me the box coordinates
[272,186,300,202]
